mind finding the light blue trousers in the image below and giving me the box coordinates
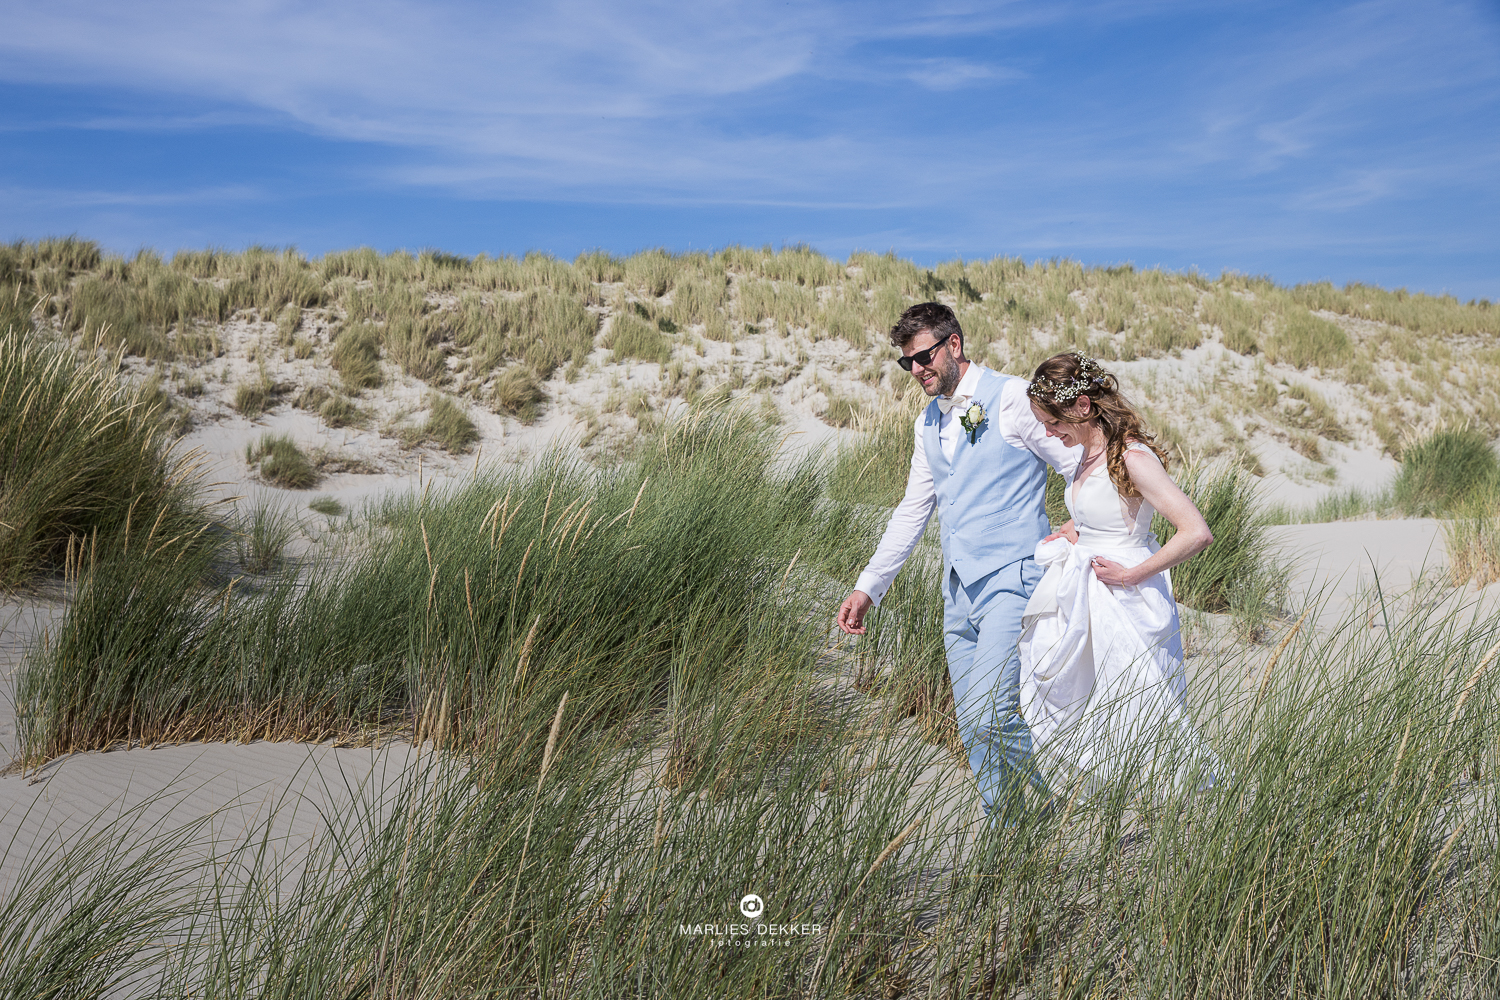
[944,557,1050,819]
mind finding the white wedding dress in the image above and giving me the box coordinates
[1019,443,1218,795]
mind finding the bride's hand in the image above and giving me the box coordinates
[1090,556,1134,587]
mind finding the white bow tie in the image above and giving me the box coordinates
[936,393,969,415]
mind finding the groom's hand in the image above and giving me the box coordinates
[837,591,873,635]
[1043,519,1079,544]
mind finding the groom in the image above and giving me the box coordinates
[836,302,1079,821]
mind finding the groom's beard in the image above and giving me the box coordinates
[927,355,963,397]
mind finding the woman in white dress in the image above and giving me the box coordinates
[1018,352,1219,795]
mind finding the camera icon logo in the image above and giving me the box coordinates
[739,893,764,919]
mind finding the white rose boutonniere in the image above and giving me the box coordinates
[959,402,986,444]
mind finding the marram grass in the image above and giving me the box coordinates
[9,583,1500,998]
[9,406,1500,996]
[16,407,862,761]
[0,327,214,587]
[1393,425,1499,516]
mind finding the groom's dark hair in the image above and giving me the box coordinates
[890,302,963,353]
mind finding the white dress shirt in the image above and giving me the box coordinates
[853,364,1081,607]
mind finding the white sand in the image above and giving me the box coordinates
[1266,518,1448,610]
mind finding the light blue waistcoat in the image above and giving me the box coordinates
[923,369,1052,588]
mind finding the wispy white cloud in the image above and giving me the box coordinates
[902,58,1025,90]
[1289,168,1414,211]
[0,1,875,197]
[0,1,1149,201]
[1171,0,1500,177]
[0,2,832,123]
[0,109,295,135]
[0,184,264,208]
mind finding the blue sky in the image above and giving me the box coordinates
[1,1,1497,298]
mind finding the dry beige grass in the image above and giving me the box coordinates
[5,238,1498,482]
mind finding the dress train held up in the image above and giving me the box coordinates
[1018,444,1219,794]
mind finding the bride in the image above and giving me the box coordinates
[1018,352,1219,795]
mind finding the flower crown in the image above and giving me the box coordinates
[1027,351,1109,404]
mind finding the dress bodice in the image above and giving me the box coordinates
[1063,442,1160,550]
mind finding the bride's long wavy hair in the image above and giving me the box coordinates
[1028,352,1168,499]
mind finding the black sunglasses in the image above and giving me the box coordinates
[897,332,956,371]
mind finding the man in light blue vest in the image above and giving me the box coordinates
[837,302,1080,822]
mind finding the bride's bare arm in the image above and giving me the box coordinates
[1089,450,1213,588]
